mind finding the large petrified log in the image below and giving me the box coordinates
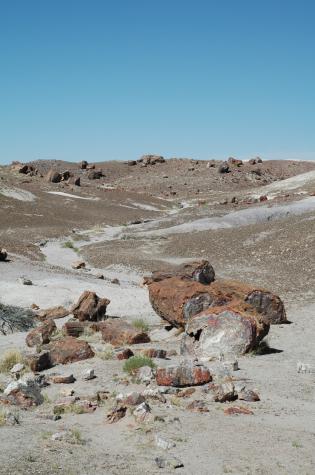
[147,277,286,328]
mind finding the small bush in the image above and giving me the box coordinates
[132,319,149,333]
[123,355,155,375]
[69,428,85,445]
[0,349,23,373]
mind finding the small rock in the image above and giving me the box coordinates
[3,376,43,407]
[224,406,254,415]
[51,374,76,384]
[119,391,145,406]
[138,366,155,384]
[155,435,176,450]
[186,399,209,412]
[10,363,25,376]
[71,260,86,270]
[17,277,32,285]
[117,348,134,360]
[297,362,315,374]
[142,348,167,359]
[155,456,184,469]
[111,278,120,285]
[238,389,260,402]
[51,431,68,441]
[106,405,127,424]
[0,249,8,261]
[207,382,236,402]
[133,402,152,423]
[82,368,95,381]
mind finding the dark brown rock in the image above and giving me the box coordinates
[88,170,103,179]
[45,169,62,183]
[71,291,110,322]
[117,348,134,360]
[245,290,287,324]
[106,405,127,423]
[67,176,81,186]
[51,374,76,384]
[80,160,88,169]
[27,351,52,372]
[0,249,8,261]
[141,348,167,359]
[63,321,89,337]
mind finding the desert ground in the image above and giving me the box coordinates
[0,156,314,475]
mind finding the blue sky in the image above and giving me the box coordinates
[0,0,314,164]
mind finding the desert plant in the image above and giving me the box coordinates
[0,409,6,427]
[0,349,23,373]
[132,319,149,333]
[62,241,78,252]
[123,355,155,375]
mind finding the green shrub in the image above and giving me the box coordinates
[123,355,155,375]
[132,319,149,333]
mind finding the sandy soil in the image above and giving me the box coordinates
[0,158,315,475]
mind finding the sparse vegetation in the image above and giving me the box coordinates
[132,318,149,333]
[53,403,85,416]
[0,409,6,426]
[69,428,85,445]
[62,241,78,252]
[123,355,156,374]
[0,349,24,373]
[97,344,114,360]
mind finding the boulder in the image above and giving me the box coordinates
[148,277,286,327]
[26,319,56,347]
[249,157,263,165]
[218,162,230,173]
[37,306,69,321]
[117,348,134,360]
[48,337,94,364]
[3,376,43,407]
[45,169,62,183]
[51,374,76,384]
[228,157,243,167]
[71,291,110,322]
[156,361,212,387]
[80,160,88,169]
[0,248,8,261]
[140,154,165,165]
[61,170,70,181]
[245,289,287,324]
[88,170,103,179]
[27,351,52,372]
[98,318,150,346]
[181,308,269,359]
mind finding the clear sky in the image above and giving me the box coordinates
[0,0,314,164]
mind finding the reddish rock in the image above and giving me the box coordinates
[148,277,285,328]
[156,361,212,387]
[48,337,94,365]
[26,319,56,347]
[98,319,150,346]
[224,406,254,415]
[148,277,214,328]
[71,291,110,322]
[117,348,134,360]
[238,389,260,402]
[37,306,69,321]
